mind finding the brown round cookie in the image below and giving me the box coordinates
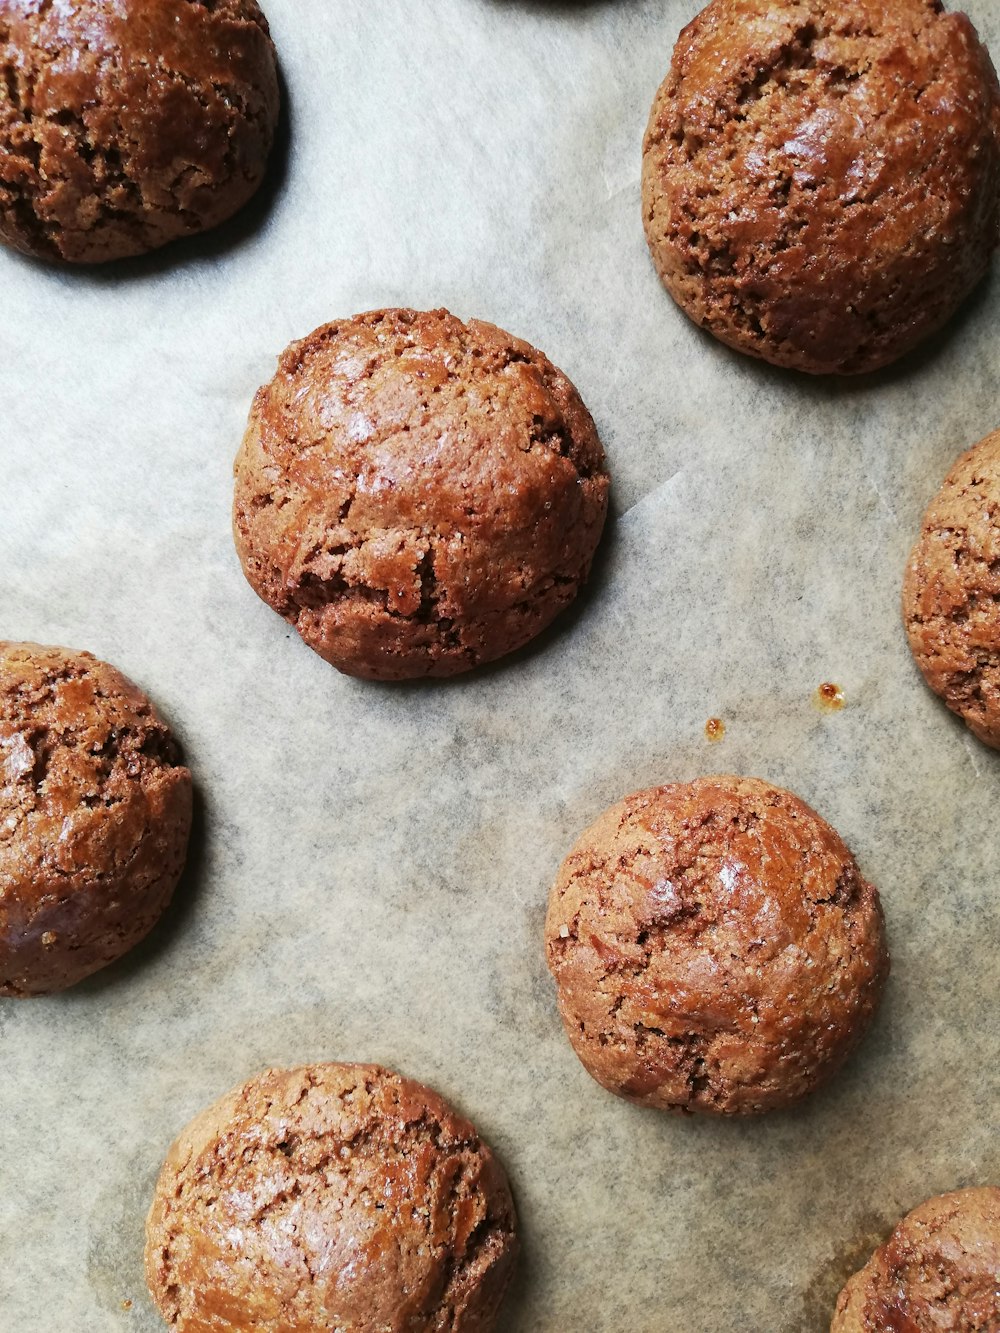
[641,0,1000,375]
[0,642,192,997]
[0,0,280,263]
[545,776,888,1114]
[832,1187,1000,1331]
[145,1063,519,1333]
[233,308,610,680]
[904,429,1000,748]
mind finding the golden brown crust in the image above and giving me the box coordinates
[233,308,610,680]
[0,0,280,263]
[545,776,888,1114]
[0,641,192,996]
[904,429,1000,748]
[832,1188,1000,1331]
[641,0,1000,375]
[144,1063,519,1333]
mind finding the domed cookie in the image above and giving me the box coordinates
[545,776,888,1114]
[0,0,280,263]
[233,308,610,680]
[904,428,1000,748]
[145,1063,519,1332]
[642,0,1000,375]
[0,642,192,996]
[832,1188,1000,1331]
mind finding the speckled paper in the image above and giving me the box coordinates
[2,2,1000,1329]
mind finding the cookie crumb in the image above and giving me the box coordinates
[704,717,726,742]
[815,683,845,712]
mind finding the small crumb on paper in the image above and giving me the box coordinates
[814,683,845,712]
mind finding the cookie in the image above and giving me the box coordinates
[0,0,280,263]
[904,428,1000,748]
[545,776,888,1114]
[233,308,610,680]
[0,642,192,996]
[145,1063,519,1332]
[832,1187,1000,1331]
[642,0,1000,375]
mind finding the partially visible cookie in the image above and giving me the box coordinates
[832,1187,1000,1331]
[0,0,280,263]
[233,308,610,680]
[545,776,888,1114]
[642,0,1000,374]
[904,429,1000,748]
[0,642,192,996]
[145,1063,519,1332]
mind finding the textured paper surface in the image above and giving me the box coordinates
[3,2,1000,1328]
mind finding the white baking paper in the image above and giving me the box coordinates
[2,2,1000,1328]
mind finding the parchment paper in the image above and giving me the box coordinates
[3,2,1000,1329]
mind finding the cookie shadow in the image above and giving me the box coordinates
[837,278,996,395]
[792,1213,890,1333]
[379,506,621,695]
[70,782,208,998]
[482,508,620,681]
[682,275,996,401]
[495,1242,533,1333]
[3,60,293,286]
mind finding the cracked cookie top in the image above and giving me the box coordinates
[641,0,1000,374]
[832,1188,1000,1331]
[904,429,1000,749]
[0,641,192,996]
[0,0,280,263]
[545,776,888,1114]
[233,308,610,680]
[145,1063,519,1333]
